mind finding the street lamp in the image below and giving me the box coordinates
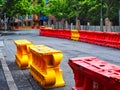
[100,0,103,31]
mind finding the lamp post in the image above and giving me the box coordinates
[100,0,103,31]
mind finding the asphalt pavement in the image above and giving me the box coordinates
[0,30,120,90]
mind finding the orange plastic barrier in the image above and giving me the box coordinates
[29,45,65,88]
[71,30,80,41]
[68,57,120,90]
[14,39,33,69]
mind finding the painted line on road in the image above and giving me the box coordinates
[0,50,18,90]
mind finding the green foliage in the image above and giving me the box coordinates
[48,0,120,25]
[0,0,5,10]
[33,0,49,16]
[1,0,120,25]
[4,0,33,17]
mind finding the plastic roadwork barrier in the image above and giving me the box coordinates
[104,32,119,48]
[29,45,65,88]
[68,57,120,90]
[40,27,120,49]
[71,30,80,41]
[14,39,33,69]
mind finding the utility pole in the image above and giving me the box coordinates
[4,13,7,31]
[100,0,103,31]
[118,9,120,31]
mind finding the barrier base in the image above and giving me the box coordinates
[30,65,65,88]
[15,54,29,69]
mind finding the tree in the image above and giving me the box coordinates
[4,0,33,17]
[0,0,5,9]
[1,0,120,27]
[0,0,7,17]
[48,0,66,21]
[0,0,34,30]
[33,0,49,16]
[103,0,120,25]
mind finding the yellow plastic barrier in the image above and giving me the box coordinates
[14,39,33,69]
[29,45,65,88]
[71,30,80,41]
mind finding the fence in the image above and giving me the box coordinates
[0,24,120,32]
[47,24,120,32]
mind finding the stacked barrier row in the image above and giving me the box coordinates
[40,28,120,49]
[40,28,71,39]
[79,30,120,48]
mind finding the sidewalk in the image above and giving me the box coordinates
[0,40,18,90]
[0,50,9,90]
[0,39,9,90]
[0,30,120,90]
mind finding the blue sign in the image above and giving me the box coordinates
[40,16,48,20]
[28,15,32,19]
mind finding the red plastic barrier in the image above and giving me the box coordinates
[79,30,88,42]
[68,57,120,90]
[36,26,40,29]
[94,31,105,45]
[32,26,35,29]
[40,28,120,49]
[53,29,71,39]
[86,31,96,44]
[52,29,65,38]
[104,32,119,48]
[40,28,71,39]
[63,29,71,39]
[49,29,57,37]
[79,30,97,43]
[40,28,54,37]
[40,28,47,36]
[14,26,19,30]
[117,33,120,49]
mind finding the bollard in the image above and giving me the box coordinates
[14,39,33,69]
[29,45,65,88]
[68,57,120,90]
